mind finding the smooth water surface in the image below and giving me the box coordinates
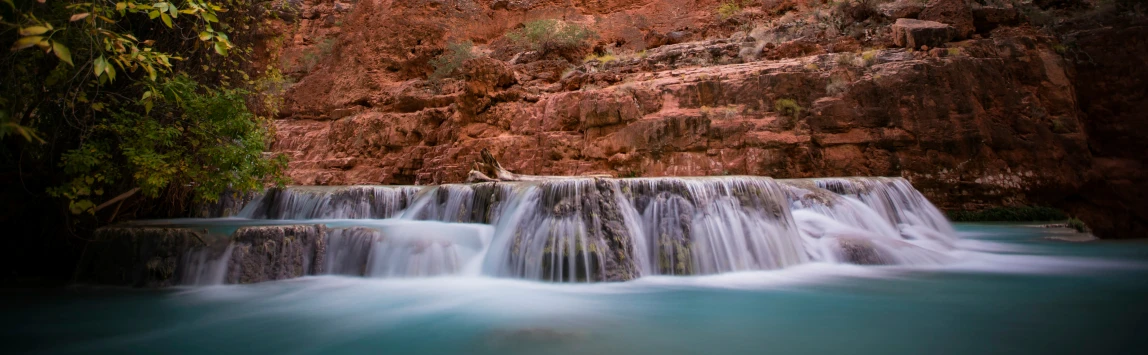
[4,224,1148,355]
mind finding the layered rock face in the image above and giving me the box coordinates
[260,0,1146,238]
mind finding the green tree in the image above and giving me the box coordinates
[1,0,286,221]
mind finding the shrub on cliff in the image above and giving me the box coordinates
[506,19,596,61]
[429,41,477,80]
[774,98,803,118]
[717,1,743,20]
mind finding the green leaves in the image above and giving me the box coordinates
[11,36,43,50]
[18,26,49,36]
[51,41,73,66]
[8,1,284,215]
[93,56,108,77]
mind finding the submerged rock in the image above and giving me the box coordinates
[833,238,890,265]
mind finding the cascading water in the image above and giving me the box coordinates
[95,176,963,286]
[238,185,421,219]
[618,177,808,276]
[323,221,493,278]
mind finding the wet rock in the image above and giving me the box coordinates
[75,227,227,287]
[919,0,975,38]
[892,18,958,49]
[507,179,640,282]
[834,238,889,265]
[227,225,327,284]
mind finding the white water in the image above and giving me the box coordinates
[179,244,235,286]
[176,176,961,284]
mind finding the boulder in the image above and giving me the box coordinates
[834,238,889,265]
[919,0,975,39]
[972,6,1019,33]
[878,0,925,19]
[892,18,958,49]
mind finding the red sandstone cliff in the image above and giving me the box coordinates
[252,0,1147,238]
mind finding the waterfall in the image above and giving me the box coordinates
[618,177,807,276]
[400,183,514,223]
[780,178,956,265]
[323,221,493,278]
[239,186,421,219]
[481,179,639,282]
[179,244,235,286]
[91,176,964,286]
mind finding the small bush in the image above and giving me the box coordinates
[584,52,619,64]
[774,98,802,118]
[1066,218,1089,233]
[947,47,962,56]
[861,50,878,66]
[947,206,1068,222]
[429,40,476,80]
[506,19,596,60]
[717,1,743,20]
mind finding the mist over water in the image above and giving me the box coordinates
[5,224,1148,355]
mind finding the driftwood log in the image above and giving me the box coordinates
[465,149,611,182]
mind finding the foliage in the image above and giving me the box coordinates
[1066,217,1089,233]
[48,77,286,214]
[583,51,617,64]
[717,1,742,20]
[1,0,287,220]
[505,19,595,60]
[947,206,1069,222]
[774,98,802,118]
[861,50,878,66]
[428,40,475,80]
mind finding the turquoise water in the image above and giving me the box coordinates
[4,224,1147,355]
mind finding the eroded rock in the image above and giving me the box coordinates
[892,18,958,49]
[919,0,976,38]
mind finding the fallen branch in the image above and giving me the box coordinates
[94,187,140,213]
[465,148,611,182]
